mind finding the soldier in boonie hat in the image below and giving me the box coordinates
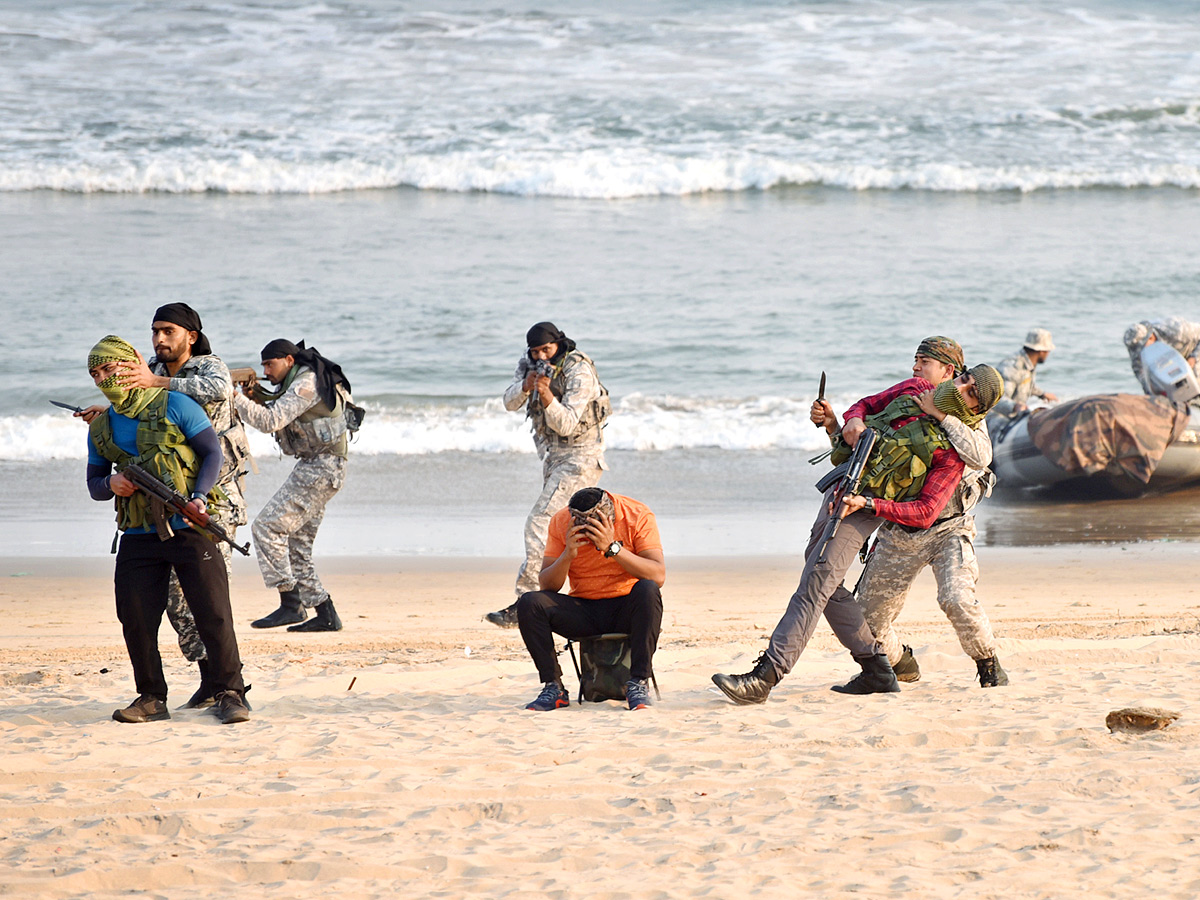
[991,328,1058,419]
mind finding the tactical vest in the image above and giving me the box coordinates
[272,366,351,459]
[832,394,954,502]
[88,392,220,531]
[527,350,611,448]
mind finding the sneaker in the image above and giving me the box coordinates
[525,681,569,711]
[976,656,1009,688]
[213,690,251,724]
[892,645,921,683]
[485,604,520,628]
[626,679,652,710]
[112,694,170,723]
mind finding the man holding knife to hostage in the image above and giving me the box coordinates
[712,357,1003,705]
[84,335,250,725]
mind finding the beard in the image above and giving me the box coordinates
[155,343,184,363]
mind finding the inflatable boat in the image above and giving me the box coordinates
[990,395,1200,498]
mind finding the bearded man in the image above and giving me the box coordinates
[846,337,1008,689]
[85,335,250,725]
[712,363,1004,705]
[78,304,252,709]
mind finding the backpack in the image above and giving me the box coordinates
[566,634,660,704]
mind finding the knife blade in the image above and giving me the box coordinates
[49,400,84,414]
[814,372,827,429]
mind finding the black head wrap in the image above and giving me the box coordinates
[153,302,211,355]
[525,321,576,361]
[260,338,351,411]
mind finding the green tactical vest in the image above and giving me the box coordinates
[831,394,953,502]
[88,392,221,531]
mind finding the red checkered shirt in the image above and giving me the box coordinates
[842,377,965,529]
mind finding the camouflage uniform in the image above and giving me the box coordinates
[855,415,1000,664]
[1125,317,1200,396]
[503,351,607,597]
[991,350,1051,419]
[233,369,347,609]
[150,354,253,662]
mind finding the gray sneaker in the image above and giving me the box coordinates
[112,694,170,723]
[625,679,652,710]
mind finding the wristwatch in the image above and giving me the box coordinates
[190,492,207,506]
[604,540,623,558]
[863,497,876,513]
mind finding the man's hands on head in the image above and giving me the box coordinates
[116,349,169,390]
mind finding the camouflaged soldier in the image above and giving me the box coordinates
[78,303,254,709]
[234,339,359,633]
[851,337,1009,689]
[485,322,611,628]
[990,328,1058,420]
[1124,317,1200,399]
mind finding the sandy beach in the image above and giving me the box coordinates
[3,544,1198,898]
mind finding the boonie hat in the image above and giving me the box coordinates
[1023,328,1055,352]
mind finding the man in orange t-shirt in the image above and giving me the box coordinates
[517,488,666,712]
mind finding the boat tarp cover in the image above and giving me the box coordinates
[1026,394,1188,484]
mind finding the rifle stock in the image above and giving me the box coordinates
[122,464,251,556]
[814,428,878,565]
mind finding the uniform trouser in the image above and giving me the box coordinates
[252,454,346,608]
[166,522,235,662]
[115,530,245,701]
[855,514,997,663]
[764,487,884,683]
[514,453,604,599]
[517,579,663,683]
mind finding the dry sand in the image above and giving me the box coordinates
[2,544,1199,899]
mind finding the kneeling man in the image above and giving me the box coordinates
[518,488,665,711]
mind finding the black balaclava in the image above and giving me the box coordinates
[526,321,576,362]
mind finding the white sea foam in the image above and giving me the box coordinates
[0,394,837,462]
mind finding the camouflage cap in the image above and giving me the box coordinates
[915,336,966,375]
[969,364,1004,414]
[1023,328,1055,352]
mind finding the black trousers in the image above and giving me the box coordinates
[517,579,663,683]
[115,530,245,701]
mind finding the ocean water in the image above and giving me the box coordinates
[2,0,1199,557]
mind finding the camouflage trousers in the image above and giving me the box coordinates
[165,503,240,663]
[252,454,346,608]
[855,514,997,664]
[514,452,604,598]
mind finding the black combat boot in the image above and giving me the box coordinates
[711,651,779,705]
[831,653,901,694]
[485,603,519,628]
[976,656,1009,688]
[179,658,215,709]
[287,597,343,632]
[251,589,306,628]
[892,645,921,683]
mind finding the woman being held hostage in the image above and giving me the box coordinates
[712,363,1004,704]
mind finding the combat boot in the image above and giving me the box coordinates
[831,653,901,694]
[712,651,779,705]
[251,589,306,628]
[892,645,921,683]
[976,656,1009,688]
[287,597,343,632]
[179,658,215,709]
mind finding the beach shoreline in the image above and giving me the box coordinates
[3,544,1199,897]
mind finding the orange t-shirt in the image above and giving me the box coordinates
[544,493,662,600]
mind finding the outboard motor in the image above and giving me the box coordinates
[1140,342,1200,404]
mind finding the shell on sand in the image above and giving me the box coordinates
[1106,707,1181,734]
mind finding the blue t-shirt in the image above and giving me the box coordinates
[88,393,214,535]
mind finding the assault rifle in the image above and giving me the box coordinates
[814,427,878,565]
[122,464,251,556]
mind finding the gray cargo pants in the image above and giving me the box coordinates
[252,454,347,608]
[764,486,884,682]
[515,452,604,598]
[856,514,997,663]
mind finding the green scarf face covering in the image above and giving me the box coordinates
[932,378,984,428]
[88,335,163,418]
